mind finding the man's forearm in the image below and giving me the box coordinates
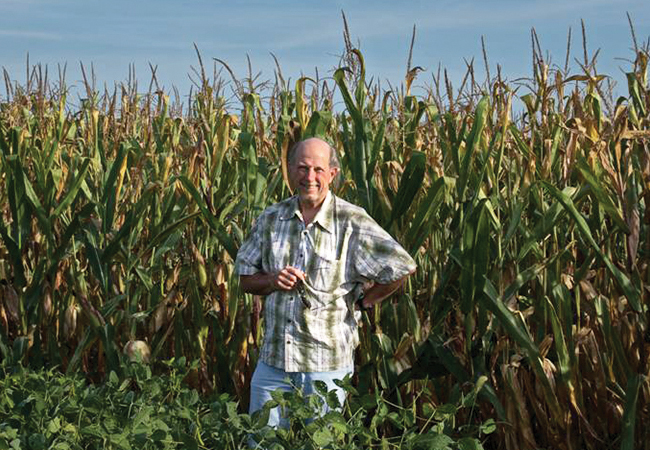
[240,273,276,295]
[240,266,306,295]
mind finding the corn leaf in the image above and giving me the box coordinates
[52,157,91,218]
[177,175,237,260]
[620,373,641,450]
[541,181,641,312]
[389,151,426,227]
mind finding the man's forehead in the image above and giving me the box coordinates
[295,155,328,166]
[294,143,330,165]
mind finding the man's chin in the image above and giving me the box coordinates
[299,194,317,203]
[299,189,319,198]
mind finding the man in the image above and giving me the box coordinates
[235,137,416,428]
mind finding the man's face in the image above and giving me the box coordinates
[289,139,339,209]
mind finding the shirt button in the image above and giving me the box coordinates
[286,341,291,344]
[287,319,292,323]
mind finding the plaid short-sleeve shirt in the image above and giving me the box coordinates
[235,192,416,372]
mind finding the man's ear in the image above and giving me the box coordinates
[330,167,342,190]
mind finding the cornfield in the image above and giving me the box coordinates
[1,26,650,449]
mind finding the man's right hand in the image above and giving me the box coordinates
[272,266,306,291]
[240,267,305,295]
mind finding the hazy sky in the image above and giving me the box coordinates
[1,0,649,102]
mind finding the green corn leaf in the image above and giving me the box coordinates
[350,49,367,109]
[0,222,26,287]
[141,211,201,260]
[550,277,575,354]
[531,191,568,239]
[83,231,106,293]
[502,262,545,304]
[507,124,533,159]
[575,158,628,232]
[389,151,426,226]
[52,158,91,218]
[405,176,446,255]
[541,181,641,312]
[239,131,268,213]
[587,92,603,131]
[457,96,489,200]
[0,322,11,361]
[482,279,562,420]
[621,373,641,450]
[2,157,30,251]
[253,158,269,211]
[432,335,470,383]
[404,98,427,150]
[102,143,128,234]
[594,296,633,380]
[626,73,647,117]
[334,67,370,210]
[473,200,492,275]
[516,187,573,262]
[12,336,30,365]
[504,203,523,243]
[177,176,237,260]
[27,202,96,309]
[545,296,571,381]
[101,210,136,264]
[304,110,332,139]
[460,199,491,314]
[211,115,232,182]
[333,68,363,132]
[24,202,95,305]
[135,266,153,291]
[482,280,541,359]
[240,131,256,187]
[478,384,506,421]
[65,329,94,374]
[0,126,10,155]
[18,162,50,235]
[443,113,462,174]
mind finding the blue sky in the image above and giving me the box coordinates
[1,0,649,103]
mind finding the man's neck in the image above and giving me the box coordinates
[298,198,325,225]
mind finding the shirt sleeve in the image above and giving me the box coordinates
[234,214,264,276]
[352,221,416,284]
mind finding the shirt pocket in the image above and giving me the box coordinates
[307,251,342,294]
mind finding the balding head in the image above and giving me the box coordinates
[288,138,340,170]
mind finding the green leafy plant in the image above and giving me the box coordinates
[0,360,492,450]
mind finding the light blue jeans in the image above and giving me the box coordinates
[249,360,353,428]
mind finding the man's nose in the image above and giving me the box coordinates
[305,168,317,181]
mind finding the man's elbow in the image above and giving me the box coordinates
[397,269,415,283]
[239,274,255,293]
[389,271,413,292]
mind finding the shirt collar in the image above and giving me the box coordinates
[280,191,335,234]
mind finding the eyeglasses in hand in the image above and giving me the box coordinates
[296,280,311,309]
